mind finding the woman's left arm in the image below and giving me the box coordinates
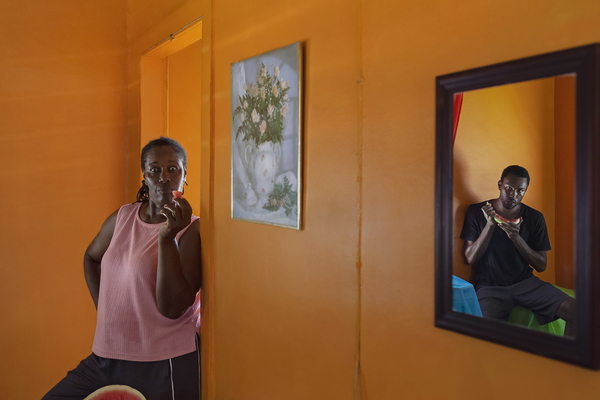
[156,197,202,319]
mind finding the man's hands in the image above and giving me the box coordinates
[471,202,545,272]
[481,202,498,227]
[497,219,521,241]
[481,202,522,241]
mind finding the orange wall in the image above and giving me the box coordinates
[212,0,360,398]
[139,35,202,214]
[5,0,600,399]
[554,76,576,289]
[167,39,202,214]
[452,78,557,284]
[125,0,205,200]
[0,1,127,399]
[361,1,600,399]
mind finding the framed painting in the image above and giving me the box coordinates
[231,42,303,229]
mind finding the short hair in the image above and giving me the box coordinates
[500,165,530,186]
[136,136,187,202]
[140,136,187,171]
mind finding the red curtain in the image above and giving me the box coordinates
[453,93,463,145]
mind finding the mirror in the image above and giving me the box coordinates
[453,75,576,334]
[435,44,600,369]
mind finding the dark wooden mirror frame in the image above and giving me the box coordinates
[435,44,600,369]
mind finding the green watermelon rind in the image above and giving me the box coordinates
[84,385,146,400]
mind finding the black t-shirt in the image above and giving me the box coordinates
[460,200,551,290]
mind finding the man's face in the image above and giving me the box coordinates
[498,173,528,210]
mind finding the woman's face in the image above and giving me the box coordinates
[143,145,186,206]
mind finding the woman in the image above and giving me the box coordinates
[43,137,201,400]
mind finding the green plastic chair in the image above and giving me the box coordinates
[507,285,575,336]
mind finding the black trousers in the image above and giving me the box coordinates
[42,336,200,400]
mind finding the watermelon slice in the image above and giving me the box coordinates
[172,190,183,199]
[491,211,522,225]
[84,385,146,400]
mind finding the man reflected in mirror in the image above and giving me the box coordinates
[461,165,576,337]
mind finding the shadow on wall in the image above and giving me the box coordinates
[453,158,478,281]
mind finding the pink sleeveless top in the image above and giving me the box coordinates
[92,202,199,361]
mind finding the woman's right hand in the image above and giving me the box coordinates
[159,196,193,241]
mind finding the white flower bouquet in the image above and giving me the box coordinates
[232,64,291,148]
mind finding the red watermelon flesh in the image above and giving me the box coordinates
[491,211,521,225]
[84,385,146,400]
[172,190,183,199]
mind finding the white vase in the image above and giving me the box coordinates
[245,141,281,205]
